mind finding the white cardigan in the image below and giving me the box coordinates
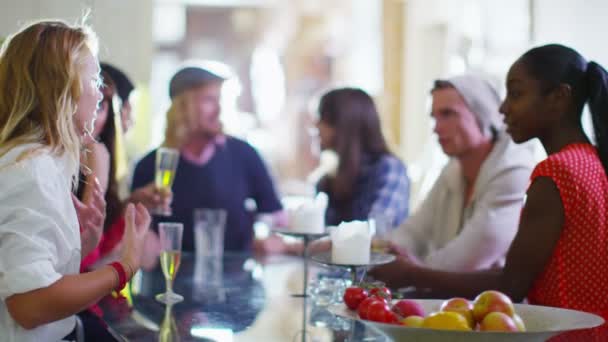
[0,144,80,342]
[390,132,536,271]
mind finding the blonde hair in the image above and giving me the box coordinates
[0,19,99,182]
[163,93,189,149]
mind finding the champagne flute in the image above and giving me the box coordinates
[156,222,184,304]
[159,304,180,342]
[153,147,179,216]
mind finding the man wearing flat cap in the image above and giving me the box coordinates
[371,74,536,282]
[131,63,284,253]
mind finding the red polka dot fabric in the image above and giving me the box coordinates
[526,143,608,341]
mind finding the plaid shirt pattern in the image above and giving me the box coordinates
[324,154,410,228]
[361,155,410,228]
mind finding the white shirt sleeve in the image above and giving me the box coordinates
[389,173,445,258]
[423,165,530,271]
[0,154,80,300]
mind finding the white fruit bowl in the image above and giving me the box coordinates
[328,299,604,342]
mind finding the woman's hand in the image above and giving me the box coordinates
[140,230,161,271]
[74,179,106,257]
[120,203,151,276]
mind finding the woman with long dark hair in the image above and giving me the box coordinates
[370,44,608,340]
[78,71,121,238]
[77,71,158,342]
[79,71,159,270]
[316,87,409,228]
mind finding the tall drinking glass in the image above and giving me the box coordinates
[193,209,227,288]
[156,222,184,304]
[153,147,179,216]
[193,208,227,258]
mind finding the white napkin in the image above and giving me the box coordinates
[330,220,372,265]
[288,192,328,234]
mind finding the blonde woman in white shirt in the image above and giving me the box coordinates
[0,20,150,342]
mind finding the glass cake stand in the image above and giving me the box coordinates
[272,228,329,342]
[311,251,396,285]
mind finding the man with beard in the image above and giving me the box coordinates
[131,64,283,253]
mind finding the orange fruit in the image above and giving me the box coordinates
[422,311,472,331]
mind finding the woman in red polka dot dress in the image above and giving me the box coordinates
[370,44,608,340]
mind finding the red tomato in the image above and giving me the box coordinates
[357,297,380,320]
[382,311,400,324]
[369,287,392,301]
[343,287,369,310]
[367,301,398,324]
[373,296,389,306]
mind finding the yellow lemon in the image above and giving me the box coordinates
[400,315,424,328]
[440,298,475,329]
[422,311,472,331]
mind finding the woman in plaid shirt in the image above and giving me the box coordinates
[315,87,410,229]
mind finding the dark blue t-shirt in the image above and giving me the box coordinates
[131,137,282,252]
